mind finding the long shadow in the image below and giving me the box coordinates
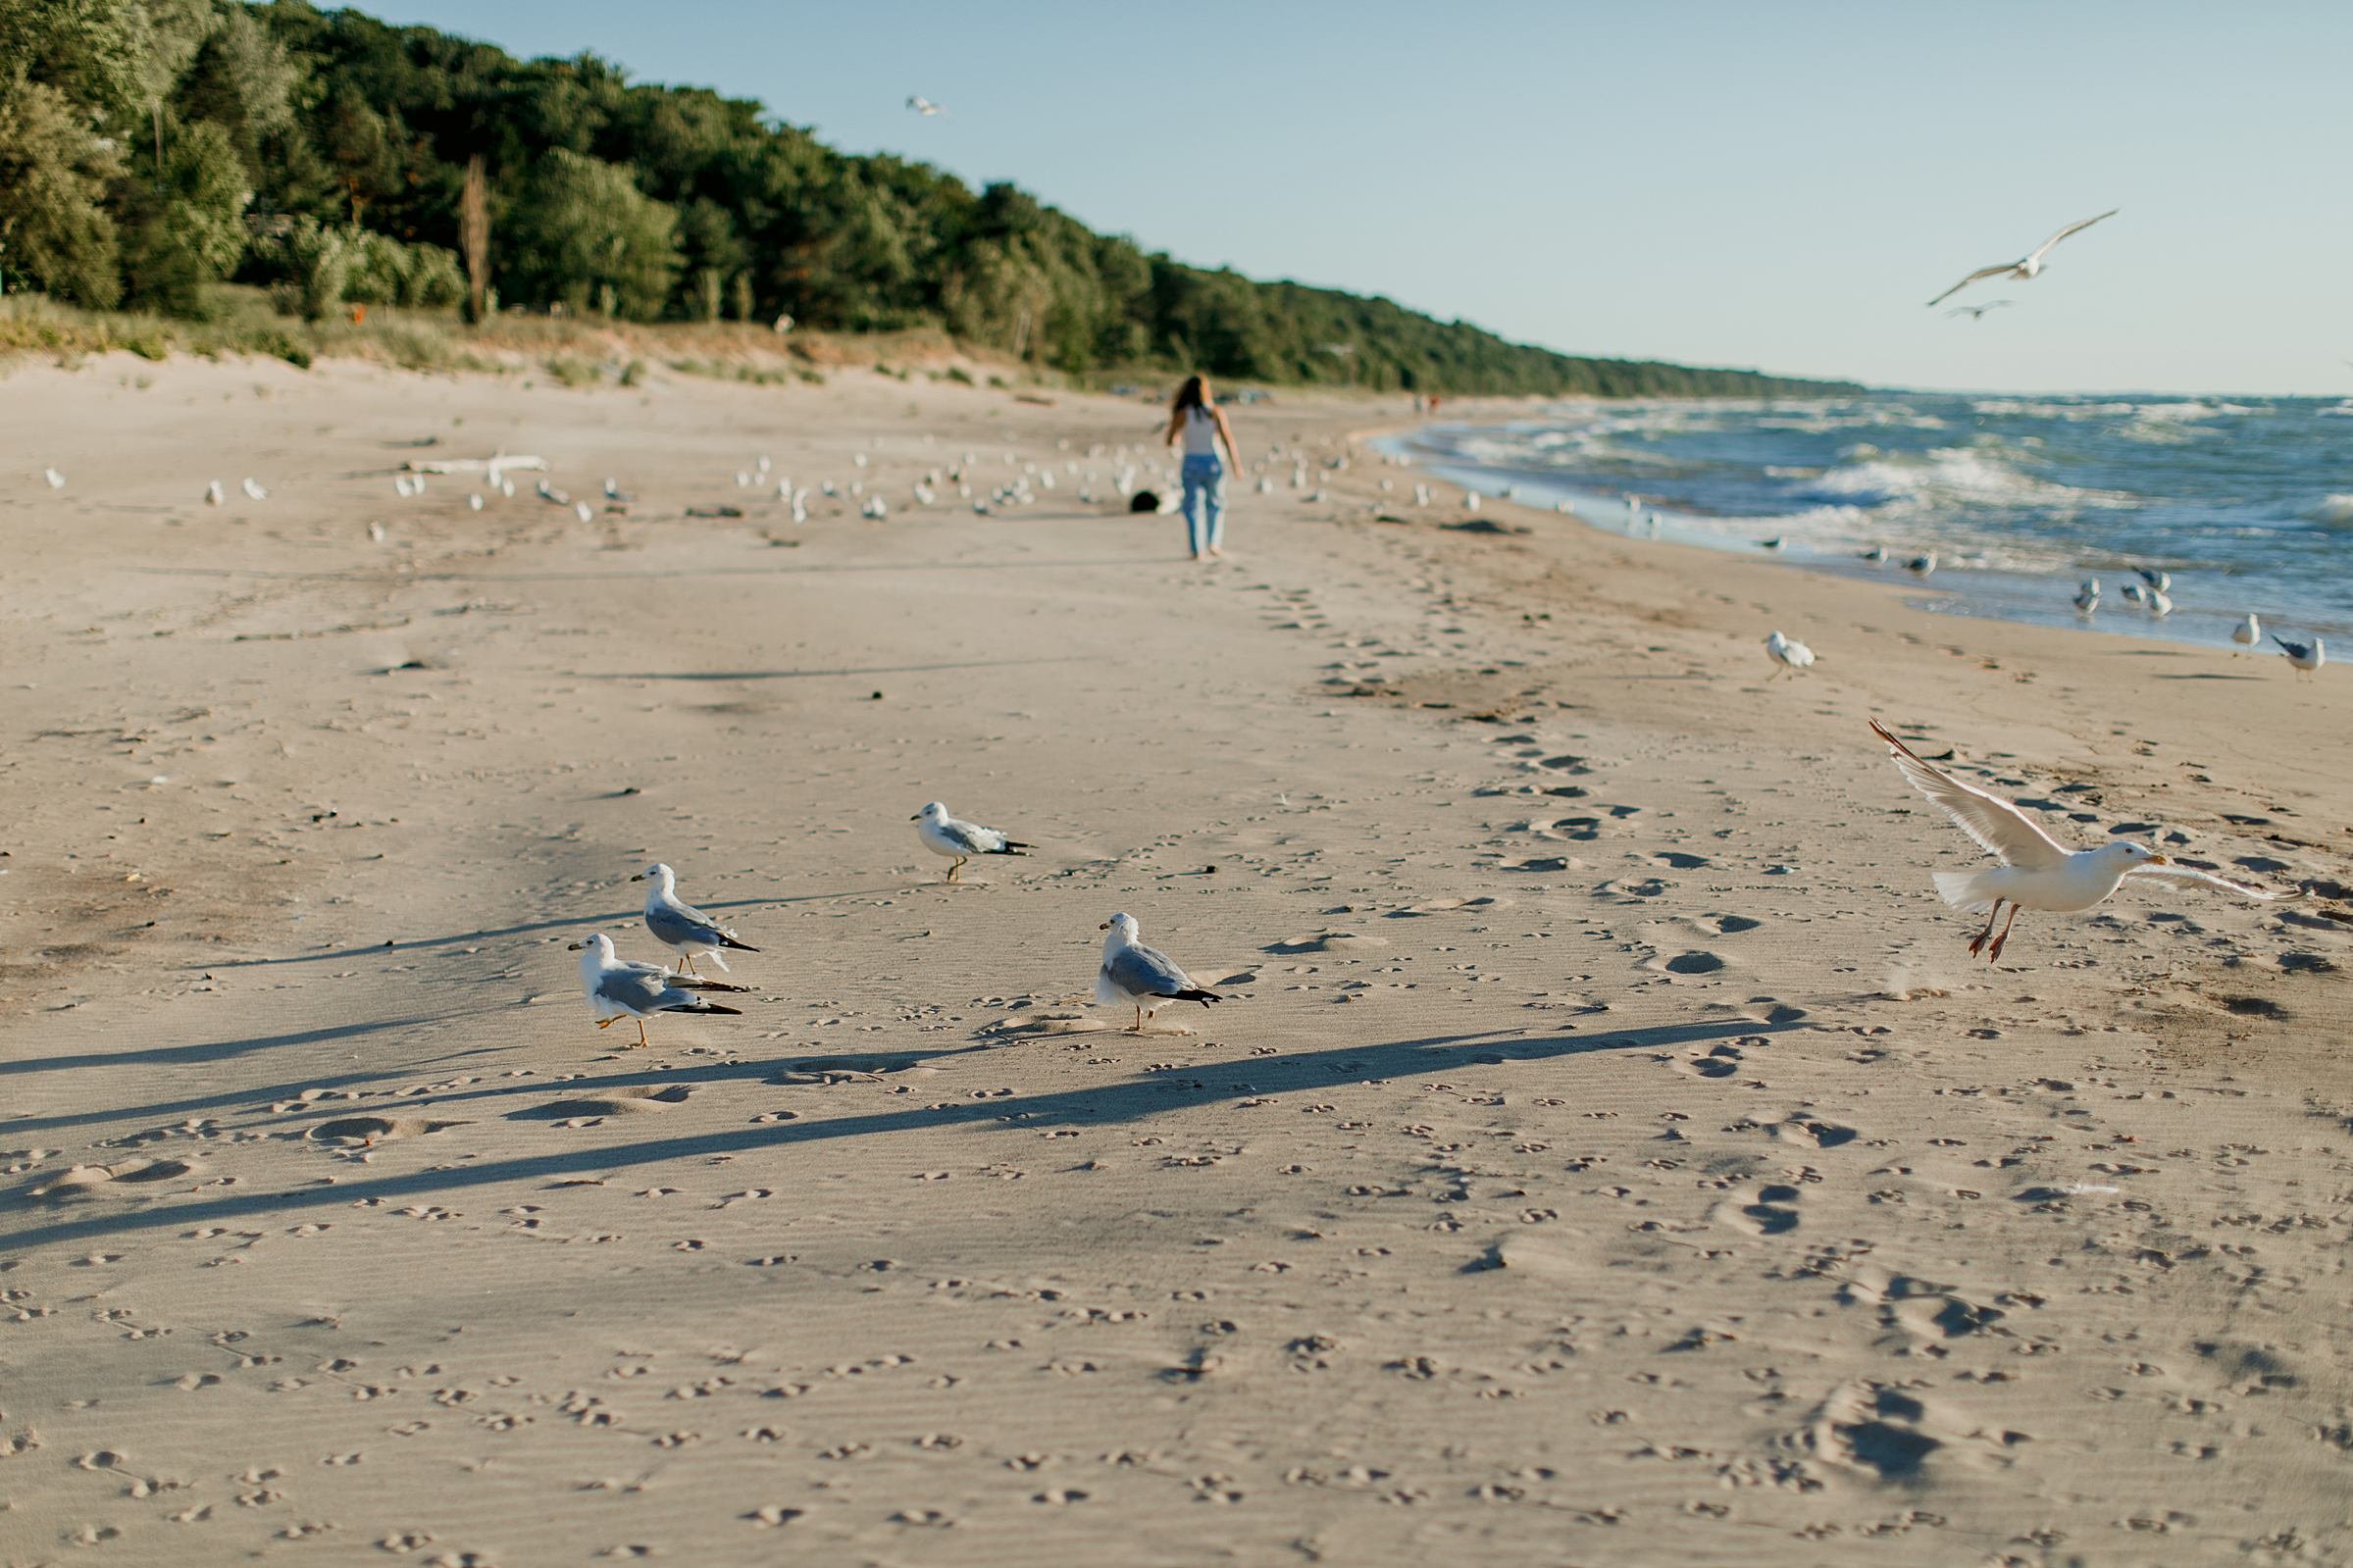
[192,890,894,971]
[581,658,1081,683]
[0,1016,1802,1252]
[0,1013,455,1078]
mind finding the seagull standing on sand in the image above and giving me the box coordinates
[42,467,64,489]
[1869,718,2298,963]
[568,933,745,1048]
[632,863,759,975]
[2231,613,2260,654]
[1096,913,1224,1034]
[1925,210,2119,308]
[205,480,225,506]
[912,800,1030,883]
[2073,579,2100,615]
[2274,633,2326,677]
[241,477,268,501]
[1764,630,1816,677]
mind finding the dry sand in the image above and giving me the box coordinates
[2,355,2348,1565]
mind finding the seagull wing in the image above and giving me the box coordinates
[1926,264,2017,309]
[2026,208,2119,264]
[1869,718,2073,871]
[2124,865,2303,901]
[1107,941,1196,998]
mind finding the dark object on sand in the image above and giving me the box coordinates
[1129,490,1160,514]
[1444,518,1532,535]
[686,504,744,518]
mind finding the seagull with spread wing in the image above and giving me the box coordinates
[1925,210,2118,309]
[1869,718,2298,962]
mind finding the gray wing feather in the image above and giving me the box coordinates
[1108,942,1193,997]
[645,900,727,947]
[598,965,719,1014]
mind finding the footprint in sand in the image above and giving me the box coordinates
[1651,851,1712,871]
[1387,896,1506,918]
[1673,1042,1747,1080]
[1711,1182,1802,1237]
[510,1086,692,1126]
[1802,1380,2027,1481]
[26,1157,203,1200]
[1732,1112,1856,1148]
[305,1116,465,1145]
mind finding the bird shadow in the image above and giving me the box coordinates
[0,1015,1805,1251]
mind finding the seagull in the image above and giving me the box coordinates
[241,477,268,501]
[632,863,759,975]
[2146,587,2173,618]
[1944,300,2017,321]
[1926,210,2119,308]
[912,800,1030,883]
[2073,579,2100,615]
[1905,551,1937,578]
[2121,582,2146,606]
[906,95,946,116]
[1861,545,1887,563]
[2135,568,2172,593]
[205,480,225,506]
[42,467,64,489]
[1870,718,2298,963]
[1764,630,1816,677]
[2230,613,2260,654]
[2274,633,2326,677]
[1096,913,1224,1034]
[567,932,745,1047]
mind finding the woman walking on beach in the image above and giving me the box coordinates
[1164,375,1245,561]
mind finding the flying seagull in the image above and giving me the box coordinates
[1096,913,1224,1034]
[1944,300,2016,321]
[1926,210,2119,309]
[912,800,1030,883]
[568,933,745,1047]
[632,862,759,975]
[1869,718,2297,963]
[906,95,946,117]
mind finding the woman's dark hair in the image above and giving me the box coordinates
[1171,375,1208,415]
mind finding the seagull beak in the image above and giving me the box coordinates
[2147,853,2171,866]
[629,873,644,882]
[566,940,586,950]
[1098,921,1110,931]
[908,813,921,821]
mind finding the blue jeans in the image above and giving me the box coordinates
[1181,454,1226,554]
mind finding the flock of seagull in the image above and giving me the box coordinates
[573,809,1221,1046]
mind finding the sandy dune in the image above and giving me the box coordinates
[2,357,2348,1565]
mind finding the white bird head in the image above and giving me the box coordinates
[912,801,946,823]
[2105,840,2168,867]
[1099,912,1140,941]
[568,932,618,962]
[631,863,676,890]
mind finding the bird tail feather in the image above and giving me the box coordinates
[673,977,748,993]
[689,1001,742,1016]
[720,936,759,952]
[1172,988,1223,1008]
[1931,870,2002,913]
[997,840,1032,854]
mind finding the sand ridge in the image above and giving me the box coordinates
[0,356,2348,1564]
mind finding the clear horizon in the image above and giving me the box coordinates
[363,0,2352,396]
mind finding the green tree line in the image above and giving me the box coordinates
[0,0,1858,396]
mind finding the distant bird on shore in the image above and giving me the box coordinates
[1097,913,1223,1034]
[2073,579,2100,615]
[2274,633,2326,677]
[913,800,1030,883]
[1861,544,1887,563]
[1926,210,2119,308]
[2121,582,2146,606]
[2146,586,2173,618]
[1945,300,2016,321]
[906,95,947,117]
[633,862,759,976]
[1870,718,2298,963]
[1764,630,1816,677]
[2231,613,2260,654]
[569,932,745,1048]
[241,477,268,501]
[1760,535,1787,550]
[2135,568,2172,593]
[1905,551,1937,578]
[205,480,225,506]
[42,467,64,489]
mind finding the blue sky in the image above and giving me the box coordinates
[369,1,2351,394]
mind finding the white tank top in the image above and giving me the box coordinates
[1181,405,1219,456]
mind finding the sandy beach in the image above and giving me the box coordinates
[3,356,2348,1565]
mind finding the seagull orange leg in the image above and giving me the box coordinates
[1988,905,2021,962]
[1968,901,2004,957]
[635,1019,649,1048]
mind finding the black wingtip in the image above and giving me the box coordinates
[695,1002,743,1016]
[998,841,1033,854]
[722,937,760,952]
[1175,988,1224,1007]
